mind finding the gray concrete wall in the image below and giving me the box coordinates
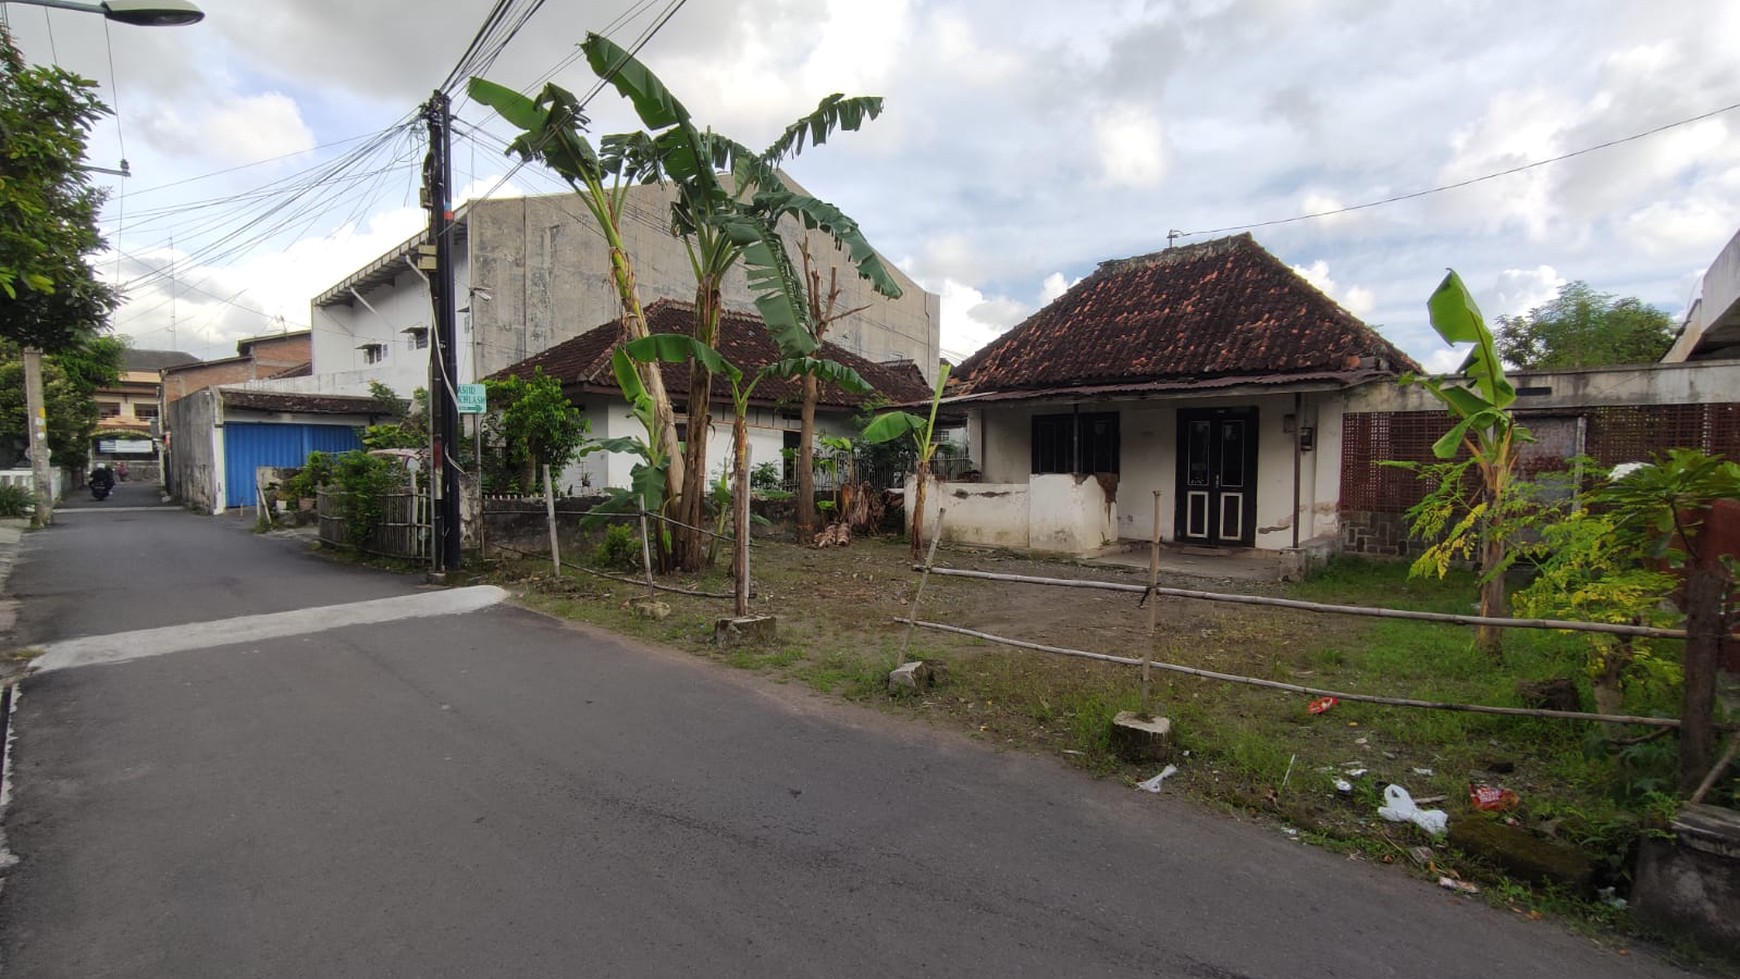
[1665,227,1740,362]
[1348,360,1740,413]
[164,388,221,515]
[466,190,940,382]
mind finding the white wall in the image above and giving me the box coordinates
[968,390,1350,552]
[1030,473,1117,553]
[310,252,476,399]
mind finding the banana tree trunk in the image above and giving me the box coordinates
[674,282,723,572]
[910,460,930,563]
[603,241,683,511]
[1475,533,1506,662]
[796,374,818,543]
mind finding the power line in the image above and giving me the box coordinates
[1179,98,1740,240]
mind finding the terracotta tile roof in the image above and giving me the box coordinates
[486,299,934,410]
[221,389,393,417]
[955,234,1419,394]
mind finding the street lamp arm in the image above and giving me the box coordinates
[6,0,204,26]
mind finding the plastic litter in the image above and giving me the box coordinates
[1333,778,1353,794]
[1136,764,1179,793]
[1307,696,1339,714]
[1377,784,1449,836]
[1438,876,1479,895]
[1469,783,1520,812]
[1413,767,1434,777]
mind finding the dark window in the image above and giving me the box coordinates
[361,343,387,365]
[98,401,122,418]
[1031,411,1119,475]
[134,403,159,420]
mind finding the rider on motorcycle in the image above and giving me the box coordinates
[89,465,116,497]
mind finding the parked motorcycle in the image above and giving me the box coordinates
[89,466,115,501]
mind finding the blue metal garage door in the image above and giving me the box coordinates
[224,422,362,508]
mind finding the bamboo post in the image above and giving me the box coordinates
[895,617,1718,729]
[1145,490,1160,709]
[543,463,561,575]
[735,444,751,617]
[902,507,946,663]
[1690,733,1740,805]
[637,494,655,604]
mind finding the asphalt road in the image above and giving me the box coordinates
[0,492,1694,977]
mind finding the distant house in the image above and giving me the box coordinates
[90,347,199,476]
[937,234,1417,556]
[487,299,935,495]
[159,330,312,405]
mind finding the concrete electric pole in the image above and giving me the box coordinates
[422,90,463,573]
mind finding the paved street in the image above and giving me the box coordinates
[0,490,1692,977]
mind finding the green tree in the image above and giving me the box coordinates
[1400,270,1530,661]
[488,370,587,482]
[619,333,869,613]
[0,27,119,351]
[0,335,123,465]
[1495,281,1674,370]
[467,74,686,522]
[861,363,950,561]
[579,31,896,572]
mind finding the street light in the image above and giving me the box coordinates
[10,0,203,527]
[9,0,204,27]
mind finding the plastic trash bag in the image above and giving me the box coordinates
[1136,765,1179,793]
[1377,783,1448,836]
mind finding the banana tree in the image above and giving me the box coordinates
[579,31,893,572]
[620,333,871,615]
[1405,270,1532,661]
[862,363,951,561]
[466,75,684,518]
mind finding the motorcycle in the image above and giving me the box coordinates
[89,469,114,500]
[90,482,112,501]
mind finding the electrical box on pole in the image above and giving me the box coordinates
[422,91,463,573]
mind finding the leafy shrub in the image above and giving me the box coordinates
[330,450,400,549]
[593,523,642,572]
[0,483,32,518]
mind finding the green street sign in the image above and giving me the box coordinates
[457,383,487,414]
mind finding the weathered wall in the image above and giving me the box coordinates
[967,388,1352,551]
[931,480,1029,548]
[1349,361,1740,413]
[1029,473,1117,554]
[164,388,222,514]
[467,191,940,383]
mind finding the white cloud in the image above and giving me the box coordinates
[1290,260,1375,317]
[140,93,315,163]
[1424,346,1470,375]
[1094,102,1166,188]
[1040,272,1076,304]
[1488,265,1567,319]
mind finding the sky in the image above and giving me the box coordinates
[3,0,1736,373]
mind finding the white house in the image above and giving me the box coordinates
[927,234,1418,557]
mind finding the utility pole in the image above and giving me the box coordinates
[422,91,463,573]
[23,348,53,528]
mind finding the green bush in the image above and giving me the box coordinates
[0,483,32,518]
[330,450,401,549]
[592,523,642,572]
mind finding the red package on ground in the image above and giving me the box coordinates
[1468,783,1519,811]
[1307,696,1339,715]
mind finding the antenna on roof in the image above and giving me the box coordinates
[1166,229,1183,249]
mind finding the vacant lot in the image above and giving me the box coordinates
[494,530,1704,941]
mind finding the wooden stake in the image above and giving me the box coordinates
[542,463,560,575]
[638,494,655,604]
[1145,490,1160,709]
[1679,567,1723,794]
[902,507,946,664]
[1690,732,1740,805]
